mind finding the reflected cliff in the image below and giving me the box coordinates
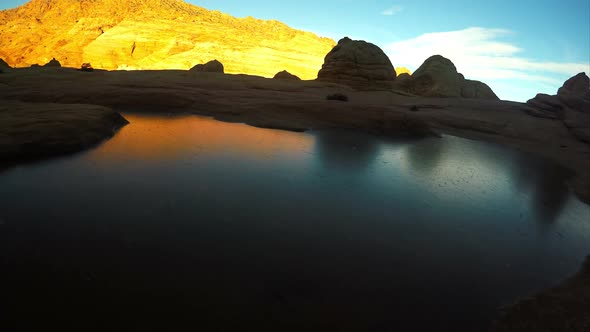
[312,129,379,172]
[508,154,571,226]
[89,113,314,163]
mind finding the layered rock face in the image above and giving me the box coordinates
[393,55,499,100]
[317,37,396,90]
[0,0,335,79]
[527,72,590,143]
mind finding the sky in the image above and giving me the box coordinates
[1,0,589,101]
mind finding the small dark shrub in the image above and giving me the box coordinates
[326,93,348,102]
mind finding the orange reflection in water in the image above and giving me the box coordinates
[89,113,314,161]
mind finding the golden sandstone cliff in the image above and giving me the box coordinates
[0,0,336,79]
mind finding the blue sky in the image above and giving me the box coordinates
[2,0,589,101]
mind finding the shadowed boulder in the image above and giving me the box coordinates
[273,70,300,80]
[43,58,62,67]
[526,72,590,143]
[558,72,590,96]
[411,55,463,97]
[317,37,396,90]
[461,79,499,99]
[190,59,224,73]
[393,55,499,100]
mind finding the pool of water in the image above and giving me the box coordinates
[1,113,589,331]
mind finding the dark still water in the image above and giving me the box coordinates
[1,114,589,331]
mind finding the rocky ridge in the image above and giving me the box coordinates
[0,0,335,79]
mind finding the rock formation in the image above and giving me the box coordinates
[317,37,396,90]
[0,0,335,79]
[0,58,10,70]
[273,70,300,80]
[526,72,590,143]
[461,79,499,100]
[190,60,224,73]
[392,55,499,100]
[43,58,61,67]
[395,67,412,76]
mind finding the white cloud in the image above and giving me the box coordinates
[381,5,403,16]
[382,27,590,101]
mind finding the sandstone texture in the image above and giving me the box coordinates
[0,0,335,79]
[526,72,590,143]
[190,59,224,73]
[317,37,396,90]
[393,55,499,100]
[273,70,300,80]
[395,66,412,76]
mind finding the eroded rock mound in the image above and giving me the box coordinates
[43,58,61,67]
[411,55,462,97]
[393,55,499,100]
[526,72,590,143]
[317,37,396,90]
[462,79,499,100]
[190,60,224,73]
[559,72,590,96]
[273,70,300,80]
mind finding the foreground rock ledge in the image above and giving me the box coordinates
[0,101,128,164]
[493,256,590,332]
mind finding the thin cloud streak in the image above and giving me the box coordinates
[383,27,589,82]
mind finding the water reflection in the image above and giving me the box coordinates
[395,135,571,227]
[402,136,445,175]
[0,113,588,332]
[313,130,379,171]
[89,113,314,162]
[508,153,571,226]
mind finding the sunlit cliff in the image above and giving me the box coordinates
[0,0,336,79]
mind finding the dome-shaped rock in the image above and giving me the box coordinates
[190,59,224,73]
[393,54,498,100]
[43,58,62,67]
[411,55,463,97]
[395,67,412,76]
[317,37,396,90]
[273,70,301,80]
